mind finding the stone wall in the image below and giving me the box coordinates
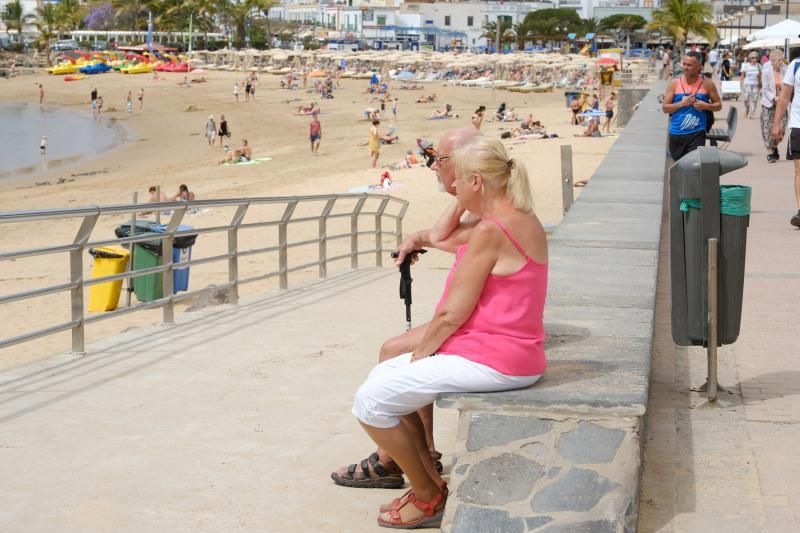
[437,82,668,532]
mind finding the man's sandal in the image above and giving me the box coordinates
[377,489,446,529]
[380,482,447,513]
[330,452,404,489]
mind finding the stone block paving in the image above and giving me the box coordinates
[638,102,800,532]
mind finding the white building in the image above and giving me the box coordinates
[0,0,40,36]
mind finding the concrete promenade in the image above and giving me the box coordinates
[638,102,800,531]
[1,98,799,532]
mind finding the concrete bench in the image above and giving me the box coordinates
[707,106,738,146]
[436,85,668,533]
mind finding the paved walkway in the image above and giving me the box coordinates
[638,102,800,532]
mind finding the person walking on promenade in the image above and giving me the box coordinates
[662,51,722,161]
[761,50,787,163]
[741,52,762,119]
[771,52,800,227]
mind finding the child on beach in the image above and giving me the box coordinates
[392,98,398,121]
[234,82,239,103]
[39,136,46,155]
[126,91,133,114]
[369,119,380,169]
[37,84,44,108]
[96,96,104,119]
[138,88,144,110]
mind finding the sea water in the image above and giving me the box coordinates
[0,101,126,179]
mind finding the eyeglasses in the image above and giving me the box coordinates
[434,154,450,164]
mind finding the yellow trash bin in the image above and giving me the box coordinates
[88,246,130,312]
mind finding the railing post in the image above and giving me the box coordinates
[228,203,250,304]
[162,206,186,324]
[561,144,574,214]
[70,212,100,354]
[319,198,336,279]
[374,197,389,267]
[396,203,409,250]
[350,196,367,270]
[279,201,298,289]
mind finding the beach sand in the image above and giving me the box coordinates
[0,69,617,368]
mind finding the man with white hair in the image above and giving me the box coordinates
[330,127,481,489]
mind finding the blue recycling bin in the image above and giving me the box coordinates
[151,224,196,294]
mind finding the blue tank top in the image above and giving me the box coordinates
[669,75,709,136]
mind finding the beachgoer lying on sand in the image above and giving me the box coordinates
[297,102,318,114]
[191,76,207,84]
[400,84,424,90]
[429,104,458,119]
[380,126,399,145]
[384,150,419,170]
[173,184,196,202]
[416,93,437,103]
[500,127,558,140]
[218,140,253,164]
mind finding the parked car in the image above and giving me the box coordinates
[90,40,108,51]
[51,39,79,51]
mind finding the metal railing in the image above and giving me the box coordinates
[0,193,408,354]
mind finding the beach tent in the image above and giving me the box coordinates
[751,18,800,40]
[743,37,800,50]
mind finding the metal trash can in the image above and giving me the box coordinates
[87,246,130,312]
[114,223,197,303]
[670,148,750,346]
[680,186,751,344]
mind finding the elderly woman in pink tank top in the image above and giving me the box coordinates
[350,136,549,529]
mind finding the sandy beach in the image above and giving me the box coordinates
[0,68,617,368]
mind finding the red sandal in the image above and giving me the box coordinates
[380,481,448,513]
[377,489,446,529]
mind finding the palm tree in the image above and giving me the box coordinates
[32,2,58,53]
[1,0,33,41]
[513,22,531,50]
[581,17,600,34]
[647,0,716,59]
[111,0,148,31]
[481,20,514,51]
[54,0,87,35]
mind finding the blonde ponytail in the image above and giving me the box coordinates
[454,137,535,214]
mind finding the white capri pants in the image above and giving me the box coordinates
[353,353,541,428]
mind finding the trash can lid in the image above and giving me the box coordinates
[89,246,130,259]
[151,223,194,233]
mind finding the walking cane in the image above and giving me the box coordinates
[390,249,427,331]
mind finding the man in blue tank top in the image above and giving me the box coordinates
[662,51,722,160]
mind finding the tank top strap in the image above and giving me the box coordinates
[483,217,530,259]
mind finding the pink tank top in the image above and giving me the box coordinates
[435,218,548,376]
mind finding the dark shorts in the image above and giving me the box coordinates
[787,128,800,160]
[669,130,706,161]
[310,133,321,142]
[606,110,614,119]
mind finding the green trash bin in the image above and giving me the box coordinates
[132,235,164,302]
